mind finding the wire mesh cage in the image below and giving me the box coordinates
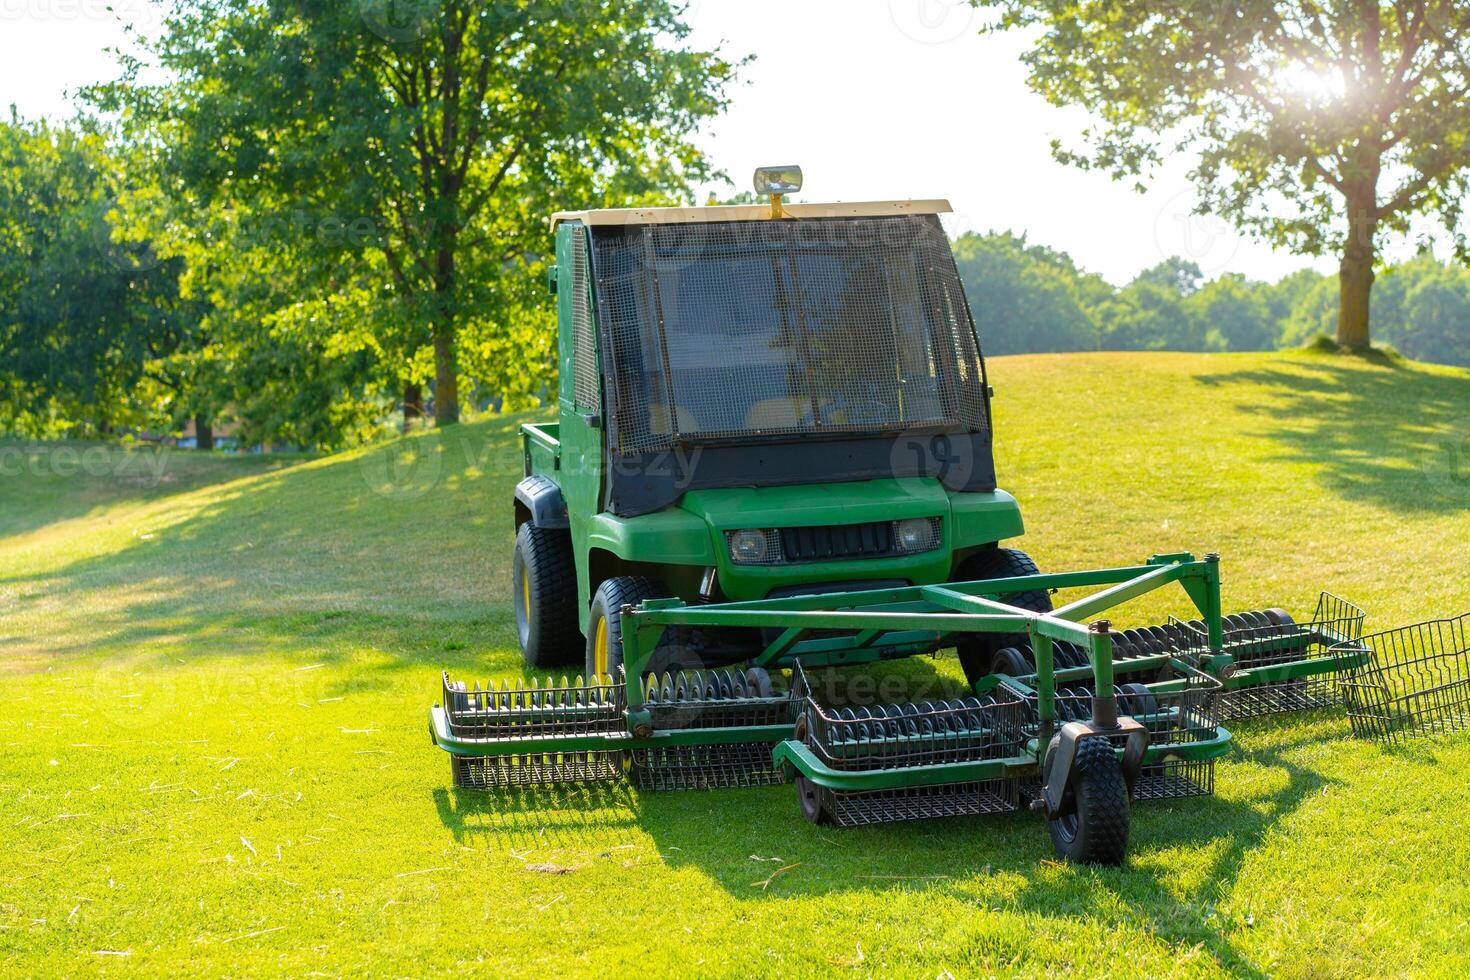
[639,668,794,732]
[788,663,1026,826]
[1168,593,1366,721]
[824,780,1022,827]
[451,751,626,789]
[441,671,629,787]
[792,663,1028,773]
[441,670,626,740]
[1336,614,1470,745]
[1010,657,1221,802]
[630,668,796,790]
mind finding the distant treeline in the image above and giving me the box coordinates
[954,232,1470,367]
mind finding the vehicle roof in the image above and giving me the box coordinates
[549,199,951,230]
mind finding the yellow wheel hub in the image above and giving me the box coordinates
[521,566,531,623]
[593,617,609,678]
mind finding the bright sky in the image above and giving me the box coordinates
[1,0,1416,285]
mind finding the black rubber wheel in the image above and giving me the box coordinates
[795,774,831,825]
[953,548,1052,686]
[991,646,1036,677]
[512,522,579,669]
[585,576,680,679]
[1043,736,1130,866]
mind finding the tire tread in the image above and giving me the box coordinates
[516,522,579,668]
[954,548,1052,685]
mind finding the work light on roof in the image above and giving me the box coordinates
[753,164,802,218]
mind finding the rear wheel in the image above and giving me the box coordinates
[953,547,1052,686]
[585,576,681,678]
[1043,736,1130,866]
[513,522,579,669]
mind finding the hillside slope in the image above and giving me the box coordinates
[3,350,1469,976]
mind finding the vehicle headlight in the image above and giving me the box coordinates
[894,518,939,553]
[728,529,774,564]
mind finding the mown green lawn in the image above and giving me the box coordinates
[3,350,1469,977]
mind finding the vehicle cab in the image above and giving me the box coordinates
[513,170,1033,680]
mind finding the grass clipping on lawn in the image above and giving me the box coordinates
[2,350,1470,976]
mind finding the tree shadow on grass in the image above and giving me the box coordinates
[3,416,532,670]
[0,442,308,540]
[1196,357,1470,515]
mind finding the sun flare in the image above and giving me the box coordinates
[1273,61,1348,103]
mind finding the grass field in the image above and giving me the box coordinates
[4,349,1470,977]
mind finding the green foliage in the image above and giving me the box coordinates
[1100,276,1197,352]
[1186,274,1276,352]
[952,231,1108,353]
[0,115,190,437]
[95,0,737,430]
[975,0,1470,346]
[953,230,1470,366]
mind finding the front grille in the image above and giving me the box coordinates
[725,518,941,566]
[782,521,894,562]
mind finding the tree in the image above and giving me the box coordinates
[1098,278,1203,351]
[0,114,188,438]
[102,0,737,426]
[1133,257,1204,297]
[1396,261,1470,365]
[1185,273,1277,351]
[976,1,1470,350]
[951,231,1106,353]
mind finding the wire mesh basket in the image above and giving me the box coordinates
[441,671,629,787]
[792,664,1028,773]
[442,670,626,739]
[1336,614,1470,745]
[788,663,1026,825]
[1034,659,1223,800]
[1168,593,1366,721]
[630,668,796,790]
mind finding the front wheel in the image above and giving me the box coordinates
[585,576,679,679]
[953,547,1052,686]
[1043,735,1130,865]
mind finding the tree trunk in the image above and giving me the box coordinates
[195,415,215,451]
[402,382,424,432]
[1336,186,1378,350]
[433,322,459,426]
[432,245,460,426]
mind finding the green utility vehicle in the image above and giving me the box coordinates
[431,169,1375,865]
[514,191,1032,685]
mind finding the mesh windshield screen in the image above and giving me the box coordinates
[590,215,987,456]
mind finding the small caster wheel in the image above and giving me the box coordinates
[1043,735,1130,865]
[794,774,831,825]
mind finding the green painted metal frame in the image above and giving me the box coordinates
[429,549,1365,786]
[770,724,1236,792]
[620,551,1224,738]
[430,553,1225,761]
